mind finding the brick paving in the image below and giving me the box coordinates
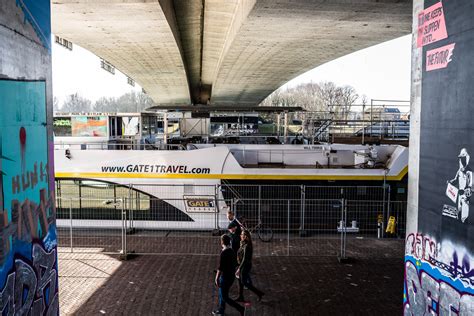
[58,229,403,257]
[58,239,404,316]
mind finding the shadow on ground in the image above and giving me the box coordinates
[59,240,404,316]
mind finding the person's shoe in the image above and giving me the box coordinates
[211,309,224,315]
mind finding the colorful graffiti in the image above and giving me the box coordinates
[404,236,474,315]
[407,0,474,314]
[0,244,58,315]
[71,116,108,137]
[404,255,474,315]
[405,232,438,262]
[0,79,57,315]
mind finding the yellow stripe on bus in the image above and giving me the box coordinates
[55,166,407,181]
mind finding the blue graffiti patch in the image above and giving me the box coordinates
[404,255,474,315]
[43,224,58,252]
[405,255,474,294]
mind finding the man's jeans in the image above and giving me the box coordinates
[218,275,244,313]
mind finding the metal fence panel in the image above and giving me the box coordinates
[56,197,124,254]
[54,182,406,258]
[124,198,220,255]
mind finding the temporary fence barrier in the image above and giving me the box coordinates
[55,182,406,259]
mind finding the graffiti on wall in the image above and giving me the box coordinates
[407,0,474,314]
[443,148,472,223]
[0,79,58,315]
[405,236,474,315]
[0,244,58,315]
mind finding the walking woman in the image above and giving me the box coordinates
[235,230,265,302]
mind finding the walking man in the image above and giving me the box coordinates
[213,234,245,316]
[227,209,242,252]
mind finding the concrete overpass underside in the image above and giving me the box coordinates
[52,0,412,106]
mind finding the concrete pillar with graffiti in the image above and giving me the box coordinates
[0,0,58,315]
[405,1,474,314]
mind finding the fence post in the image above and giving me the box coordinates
[287,200,290,257]
[300,185,305,236]
[215,184,219,230]
[78,182,82,212]
[338,198,347,262]
[258,185,261,223]
[382,180,387,238]
[128,184,133,232]
[122,199,127,257]
[121,200,127,259]
[387,185,392,235]
[69,198,73,253]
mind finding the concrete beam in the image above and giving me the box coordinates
[52,0,412,106]
[173,0,205,104]
[210,0,412,105]
[52,0,191,104]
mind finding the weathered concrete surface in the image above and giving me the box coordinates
[52,0,412,106]
[404,1,474,314]
[406,0,421,238]
[0,0,50,80]
[1,0,58,315]
[52,0,190,105]
[211,0,412,105]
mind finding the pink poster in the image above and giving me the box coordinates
[417,1,448,47]
[426,43,455,71]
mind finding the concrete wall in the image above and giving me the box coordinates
[405,1,474,314]
[0,1,58,315]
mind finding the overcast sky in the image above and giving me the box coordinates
[284,35,411,102]
[52,34,411,107]
[52,42,142,106]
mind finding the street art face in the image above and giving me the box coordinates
[406,0,474,315]
[444,148,472,223]
[0,80,57,315]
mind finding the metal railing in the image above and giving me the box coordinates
[55,183,406,259]
[54,141,186,151]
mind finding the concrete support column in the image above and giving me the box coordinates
[163,112,168,145]
[404,1,474,314]
[0,1,58,315]
[276,113,281,139]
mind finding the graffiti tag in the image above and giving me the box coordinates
[406,233,438,261]
[0,244,58,315]
[0,189,55,264]
[405,261,474,315]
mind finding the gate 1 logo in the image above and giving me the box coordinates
[184,196,216,213]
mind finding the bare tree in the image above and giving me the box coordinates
[93,91,155,112]
[338,85,359,120]
[53,97,60,111]
[261,81,359,120]
[93,96,118,112]
[61,93,92,112]
[361,94,369,106]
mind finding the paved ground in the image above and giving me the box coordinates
[58,228,404,257]
[58,239,404,316]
